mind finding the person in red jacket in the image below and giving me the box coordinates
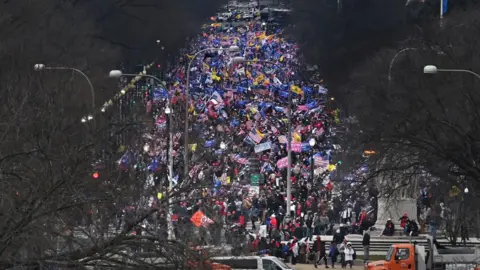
[358,209,369,233]
[270,214,278,230]
[399,212,409,228]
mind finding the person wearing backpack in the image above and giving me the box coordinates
[344,242,355,269]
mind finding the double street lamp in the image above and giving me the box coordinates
[109,70,175,240]
[34,64,95,122]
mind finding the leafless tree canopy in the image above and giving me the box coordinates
[0,0,229,268]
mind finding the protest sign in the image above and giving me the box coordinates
[254,141,272,153]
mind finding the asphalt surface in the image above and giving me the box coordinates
[289,263,365,270]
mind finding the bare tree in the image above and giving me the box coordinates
[333,6,480,241]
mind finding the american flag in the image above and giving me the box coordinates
[313,156,329,168]
[232,155,249,165]
[297,105,308,112]
[249,130,263,144]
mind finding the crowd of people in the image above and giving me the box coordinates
[110,2,381,264]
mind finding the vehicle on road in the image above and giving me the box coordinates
[366,236,480,270]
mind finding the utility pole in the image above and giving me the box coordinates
[337,0,342,13]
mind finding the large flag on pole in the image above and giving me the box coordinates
[442,0,448,16]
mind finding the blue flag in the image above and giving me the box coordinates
[442,0,448,15]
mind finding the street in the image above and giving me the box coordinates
[290,263,365,270]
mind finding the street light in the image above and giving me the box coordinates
[464,188,469,194]
[164,104,175,241]
[184,45,241,182]
[34,63,96,121]
[423,65,480,81]
[220,142,227,150]
[108,70,167,92]
[388,48,417,82]
[109,69,175,240]
[309,138,316,181]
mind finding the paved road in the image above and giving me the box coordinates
[289,263,365,270]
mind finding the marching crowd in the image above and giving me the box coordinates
[111,3,380,268]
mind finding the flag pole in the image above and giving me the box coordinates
[440,0,443,20]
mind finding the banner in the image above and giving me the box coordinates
[259,225,267,238]
[290,142,302,153]
[254,141,272,153]
[276,157,289,169]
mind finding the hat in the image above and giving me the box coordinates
[271,214,276,218]
[347,242,352,246]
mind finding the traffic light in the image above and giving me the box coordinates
[157,64,161,68]
[92,172,99,179]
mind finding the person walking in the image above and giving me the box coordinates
[328,241,338,268]
[344,242,355,269]
[362,230,370,264]
[313,236,329,268]
[339,239,347,268]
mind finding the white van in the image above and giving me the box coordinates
[210,256,294,270]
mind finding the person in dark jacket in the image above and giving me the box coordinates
[294,223,304,239]
[313,236,329,268]
[328,241,338,268]
[362,230,370,263]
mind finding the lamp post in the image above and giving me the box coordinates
[309,138,316,181]
[423,65,480,81]
[184,45,241,182]
[462,187,469,246]
[164,104,175,240]
[230,56,295,218]
[109,70,175,240]
[388,48,417,83]
[34,64,95,121]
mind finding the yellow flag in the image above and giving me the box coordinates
[280,55,285,62]
[291,85,303,95]
[189,144,197,152]
[256,129,265,138]
[212,71,221,81]
[117,145,126,152]
[157,192,163,199]
[226,176,231,184]
[449,186,461,197]
[293,132,301,142]
[203,62,210,71]
[327,164,337,172]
